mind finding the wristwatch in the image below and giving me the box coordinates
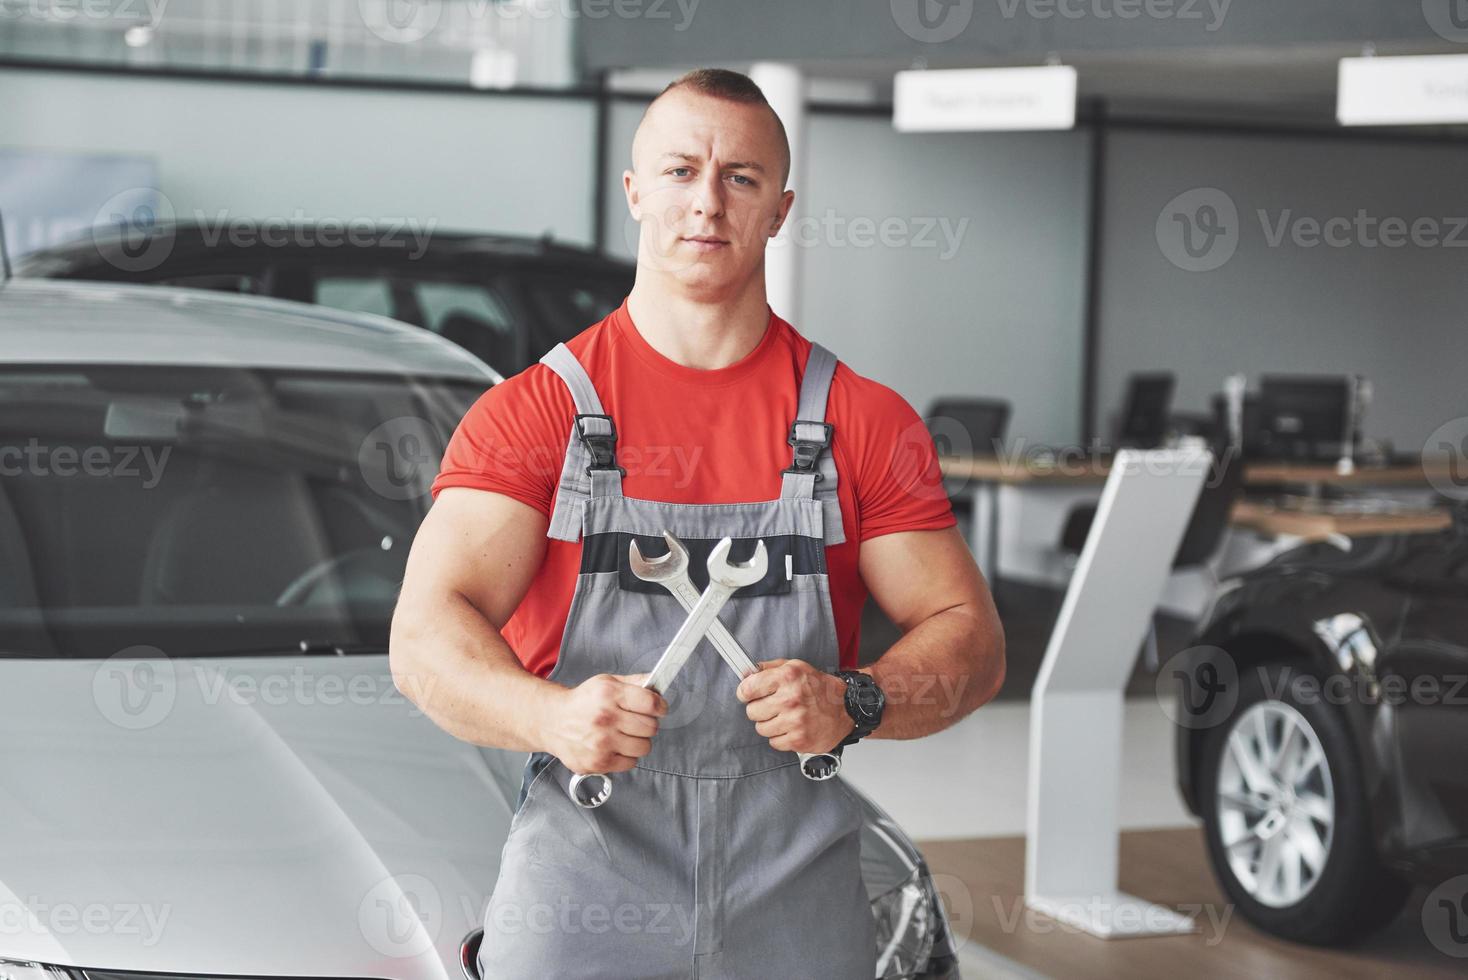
[834,670,885,748]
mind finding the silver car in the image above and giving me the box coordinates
[0,278,959,979]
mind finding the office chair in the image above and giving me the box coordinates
[924,397,1011,524]
[1116,373,1176,449]
[1057,438,1245,671]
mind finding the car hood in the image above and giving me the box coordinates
[0,654,524,979]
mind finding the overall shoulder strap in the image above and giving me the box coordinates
[780,342,846,546]
[540,343,623,542]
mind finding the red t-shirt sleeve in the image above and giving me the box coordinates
[430,365,572,515]
[844,374,957,542]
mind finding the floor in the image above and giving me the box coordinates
[921,829,1464,980]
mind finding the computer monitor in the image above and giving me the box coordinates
[1117,373,1176,449]
[1258,375,1353,462]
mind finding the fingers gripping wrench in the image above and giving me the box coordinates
[568,537,767,809]
[630,532,842,783]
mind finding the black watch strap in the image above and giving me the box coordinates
[835,670,884,747]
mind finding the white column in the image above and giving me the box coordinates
[748,61,806,324]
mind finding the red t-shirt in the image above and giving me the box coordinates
[430,298,955,677]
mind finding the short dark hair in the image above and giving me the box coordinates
[650,68,791,188]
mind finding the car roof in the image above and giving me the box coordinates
[16,222,630,272]
[0,278,502,382]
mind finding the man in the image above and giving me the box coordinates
[391,68,1004,979]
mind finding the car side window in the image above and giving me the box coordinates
[412,281,521,372]
[315,277,394,318]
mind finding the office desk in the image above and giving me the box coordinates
[938,453,1457,579]
[937,455,1109,580]
[1244,456,1457,489]
[1230,500,1453,542]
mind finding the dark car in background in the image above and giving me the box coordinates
[16,223,635,377]
[1169,512,1468,946]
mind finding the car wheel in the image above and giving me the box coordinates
[1197,662,1409,945]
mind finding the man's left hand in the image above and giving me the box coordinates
[736,659,853,755]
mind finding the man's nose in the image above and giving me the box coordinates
[691,170,726,219]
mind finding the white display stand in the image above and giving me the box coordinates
[1024,446,1210,938]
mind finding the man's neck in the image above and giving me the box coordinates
[624,277,772,371]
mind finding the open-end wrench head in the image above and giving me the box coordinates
[628,532,690,582]
[706,537,768,589]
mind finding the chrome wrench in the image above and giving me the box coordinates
[630,531,841,782]
[568,536,768,809]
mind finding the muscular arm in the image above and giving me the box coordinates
[856,525,1005,739]
[390,487,666,771]
[388,487,558,750]
[738,524,1004,752]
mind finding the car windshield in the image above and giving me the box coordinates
[0,365,485,659]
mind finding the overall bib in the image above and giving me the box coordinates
[478,341,878,980]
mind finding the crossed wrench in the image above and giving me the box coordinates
[630,532,842,784]
[568,536,767,809]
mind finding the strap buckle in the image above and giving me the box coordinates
[783,419,833,482]
[574,413,625,476]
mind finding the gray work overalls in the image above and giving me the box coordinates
[478,340,878,979]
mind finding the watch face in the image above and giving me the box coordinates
[847,675,884,721]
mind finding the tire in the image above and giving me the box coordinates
[1197,661,1410,945]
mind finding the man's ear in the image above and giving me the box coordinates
[768,188,796,237]
[623,169,641,220]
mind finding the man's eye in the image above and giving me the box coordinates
[670,167,692,177]
[730,174,754,186]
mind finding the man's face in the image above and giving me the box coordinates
[624,90,794,295]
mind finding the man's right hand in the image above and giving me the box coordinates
[544,673,668,775]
